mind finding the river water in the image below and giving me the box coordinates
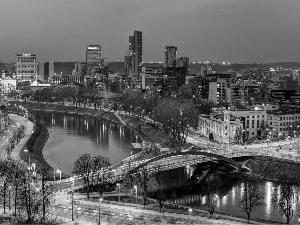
[29,112,141,175]
[30,111,300,224]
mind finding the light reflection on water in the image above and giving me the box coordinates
[29,112,142,175]
[176,178,300,224]
[29,111,300,224]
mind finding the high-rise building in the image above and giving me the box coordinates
[37,60,55,82]
[86,45,101,76]
[164,46,177,67]
[38,60,45,81]
[16,54,37,81]
[177,56,189,76]
[131,31,142,77]
[49,60,55,81]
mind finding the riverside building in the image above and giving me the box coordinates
[16,54,37,81]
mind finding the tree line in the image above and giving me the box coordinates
[0,159,56,224]
[73,152,300,224]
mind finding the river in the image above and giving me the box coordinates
[29,111,141,175]
[30,111,300,224]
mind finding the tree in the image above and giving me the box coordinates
[272,179,297,224]
[36,166,55,222]
[260,120,269,139]
[136,166,151,209]
[73,153,110,199]
[235,127,243,144]
[239,181,265,223]
[122,158,136,194]
[92,155,111,197]
[202,175,222,217]
[153,98,198,144]
[177,84,193,99]
[153,164,168,212]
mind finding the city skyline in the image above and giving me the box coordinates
[0,0,299,63]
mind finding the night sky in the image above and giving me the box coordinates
[0,0,299,63]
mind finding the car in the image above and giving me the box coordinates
[85,207,98,213]
[102,211,115,216]
[55,204,66,209]
[135,215,146,220]
[151,216,164,222]
[120,213,133,219]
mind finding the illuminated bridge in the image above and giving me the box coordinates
[53,148,255,191]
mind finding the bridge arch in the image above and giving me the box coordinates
[129,148,251,175]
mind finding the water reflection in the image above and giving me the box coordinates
[29,112,141,175]
[176,178,300,224]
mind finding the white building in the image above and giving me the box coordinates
[198,110,243,144]
[0,79,17,93]
[16,54,37,81]
[267,112,300,137]
[228,109,267,139]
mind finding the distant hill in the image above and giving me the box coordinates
[189,62,300,74]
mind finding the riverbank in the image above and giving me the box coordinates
[6,103,284,224]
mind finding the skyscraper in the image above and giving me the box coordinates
[86,45,101,76]
[164,46,177,67]
[38,60,45,81]
[49,60,55,81]
[16,54,37,81]
[177,57,189,75]
[130,31,142,77]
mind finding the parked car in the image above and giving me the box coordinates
[102,211,115,216]
[120,213,133,219]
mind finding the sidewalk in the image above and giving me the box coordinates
[51,191,270,225]
[9,114,34,161]
[187,132,300,158]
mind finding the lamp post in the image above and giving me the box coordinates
[24,149,30,164]
[71,177,75,221]
[134,185,137,207]
[57,169,62,192]
[53,167,56,181]
[267,138,270,156]
[98,197,103,225]
[116,183,120,205]
[8,186,11,211]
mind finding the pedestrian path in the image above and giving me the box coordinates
[9,114,33,161]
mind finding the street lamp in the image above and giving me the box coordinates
[32,163,36,181]
[71,177,75,221]
[57,169,62,192]
[98,197,103,225]
[24,149,30,164]
[116,183,120,205]
[133,185,138,207]
[8,186,11,211]
[266,138,270,156]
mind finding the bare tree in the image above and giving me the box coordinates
[73,153,110,199]
[202,175,223,217]
[92,155,111,197]
[153,163,167,212]
[272,179,297,224]
[153,99,198,144]
[136,166,151,209]
[239,181,265,223]
[37,166,55,222]
[235,127,243,144]
[122,158,136,194]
